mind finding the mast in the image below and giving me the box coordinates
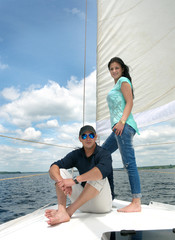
[83,0,87,126]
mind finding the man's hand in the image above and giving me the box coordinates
[62,178,75,187]
[56,178,75,196]
[63,186,72,196]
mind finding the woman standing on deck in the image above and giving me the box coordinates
[102,57,142,212]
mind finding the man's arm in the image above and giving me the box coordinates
[49,164,63,182]
[56,166,103,188]
[76,167,102,183]
[49,164,73,196]
[75,148,112,184]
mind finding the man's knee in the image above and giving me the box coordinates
[87,178,108,192]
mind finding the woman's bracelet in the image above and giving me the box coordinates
[120,119,126,125]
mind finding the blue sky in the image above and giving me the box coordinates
[0,0,175,172]
[0,0,98,171]
[0,0,96,91]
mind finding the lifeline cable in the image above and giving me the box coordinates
[0,134,75,149]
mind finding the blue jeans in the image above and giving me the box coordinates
[102,124,142,199]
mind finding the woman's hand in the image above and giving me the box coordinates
[113,122,125,136]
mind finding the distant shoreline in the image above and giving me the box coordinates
[0,171,22,174]
[138,165,175,170]
[114,165,175,171]
[0,171,47,174]
[0,165,174,174]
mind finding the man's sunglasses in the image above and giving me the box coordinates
[81,133,95,140]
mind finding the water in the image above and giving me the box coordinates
[0,169,175,225]
[114,168,175,205]
[0,173,57,224]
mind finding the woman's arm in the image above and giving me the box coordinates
[121,82,133,121]
[113,82,133,135]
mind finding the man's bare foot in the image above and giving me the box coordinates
[117,199,141,213]
[46,205,70,226]
[45,209,58,218]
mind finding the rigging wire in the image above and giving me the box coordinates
[0,134,175,149]
[0,134,174,182]
[134,141,175,148]
[0,134,74,149]
[83,0,87,126]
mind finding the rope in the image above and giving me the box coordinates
[134,141,175,148]
[0,134,75,149]
[0,173,48,181]
[83,0,87,126]
[0,134,175,149]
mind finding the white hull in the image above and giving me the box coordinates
[0,199,174,240]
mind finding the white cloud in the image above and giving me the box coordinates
[36,119,59,129]
[0,70,96,128]
[64,8,85,20]
[0,71,96,171]
[0,61,9,70]
[0,124,8,133]
[133,122,175,167]
[134,122,175,145]
[99,119,175,168]
[1,87,20,101]
[0,70,175,171]
[19,148,33,154]
[0,144,59,172]
[17,127,42,141]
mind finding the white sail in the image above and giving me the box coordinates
[96,0,175,135]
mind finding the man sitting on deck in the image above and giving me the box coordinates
[45,125,114,226]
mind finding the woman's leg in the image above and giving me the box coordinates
[102,131,118,154]
[102,131,118,199]
[115,124,142,212]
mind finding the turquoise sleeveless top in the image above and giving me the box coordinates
[107,76,139,134]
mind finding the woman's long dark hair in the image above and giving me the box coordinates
[108,57,134,98]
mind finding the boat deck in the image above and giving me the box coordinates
[0,200,175,240]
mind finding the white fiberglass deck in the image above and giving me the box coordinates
[0,200,175,240]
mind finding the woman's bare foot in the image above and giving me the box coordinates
[46,205,70,226]
[45,209,58,218]
[117,198,141,213]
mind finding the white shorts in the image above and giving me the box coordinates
[60,169,112,213]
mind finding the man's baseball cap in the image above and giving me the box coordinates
[79,125,96,136]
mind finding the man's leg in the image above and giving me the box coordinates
[45,183,71,225]
[46,170,112,225]
[46,182,102,225]
[67,182,100,217]
[45,169,72,225]
[77,178,112,213]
